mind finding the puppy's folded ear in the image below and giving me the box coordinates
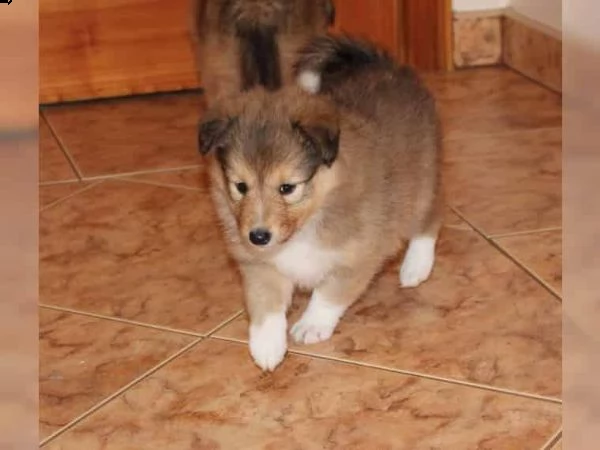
[291,120,340,167]
[197,115,237,155]
[289,92,340,167]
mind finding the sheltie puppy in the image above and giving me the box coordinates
[193,0,335,106]
[198,35,443,371]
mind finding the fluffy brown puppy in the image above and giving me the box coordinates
[193,0,335,106]
[198,35,443,371]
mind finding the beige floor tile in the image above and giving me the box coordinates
[40,117,77,183]
[40,179,243,333]
[445,128,561,236]
[39,67,563,449]
[423,67,562,140]
[39,308,194,439]
[42,93,204,178]
[218,215,561,398]
[43,339,561,450]
[495,230,562,295]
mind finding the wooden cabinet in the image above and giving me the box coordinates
[332,0,452,71]
[39,0,450,103]
[332,0,405,61]
[402,0,452,71]
[40,0,199,103]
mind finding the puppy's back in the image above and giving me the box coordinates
[295,34,443,240]
[294,34,436,125]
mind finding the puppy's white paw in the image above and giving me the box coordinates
[291,316,337,345]
[249,313,287,372]
[400,236,436,288]
[291,293,345,345]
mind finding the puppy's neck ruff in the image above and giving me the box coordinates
[271,211,339,289]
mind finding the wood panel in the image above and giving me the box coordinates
[402,0,453,71]
[39,0,452,103]
[40,0,199,103]
[333,0,452,71]
[332,0,404,61]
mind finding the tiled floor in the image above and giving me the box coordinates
[39,67,562,449]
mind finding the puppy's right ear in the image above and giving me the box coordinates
[197,116,236,155]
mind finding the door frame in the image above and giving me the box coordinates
[401,0,454,71]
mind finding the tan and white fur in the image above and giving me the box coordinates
[198,35,443,371]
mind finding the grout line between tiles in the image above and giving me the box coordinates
[209,336,562,405]
[449,206,562,302]
[204,310,246,337]
[78,165,202,182]
[289,349,563,404]
[39,337,205,448]
[490,226,562,239]
[40,112,84,180]
[39,304,204,338]
[40,179,88,187]
[117,176,206,192]
[490,240,562,299]
[39,180,105,212]
[540,429,562,450]
[211,335,247,345]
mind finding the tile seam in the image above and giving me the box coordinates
[40,112,84,180]
[209,336,562,405]
[449,206,562,302]
[39,337,206,447]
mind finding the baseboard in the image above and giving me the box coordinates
[452,10,504,68]
[503,8,562,93]
[452,8,562,93]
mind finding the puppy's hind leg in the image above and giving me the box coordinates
[399,204,442,288]
[241,264,294,372]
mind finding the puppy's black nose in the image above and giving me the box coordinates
[249,228,272,246]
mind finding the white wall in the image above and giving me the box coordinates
[453,0,562,32]
[453,0,509,12]
[510,0,562,31]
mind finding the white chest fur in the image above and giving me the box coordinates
[272,219,339,289]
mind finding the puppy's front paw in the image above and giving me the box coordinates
[249,313,287,372]
[291,316,337,345]
[291,294,345,345]
[400,236,436,288]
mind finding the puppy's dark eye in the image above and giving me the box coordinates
[279,184,296,195]
[235,182,248,195]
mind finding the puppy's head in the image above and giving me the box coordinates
[198,90,340,254]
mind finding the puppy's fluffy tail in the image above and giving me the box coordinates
[294,34,396,94]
